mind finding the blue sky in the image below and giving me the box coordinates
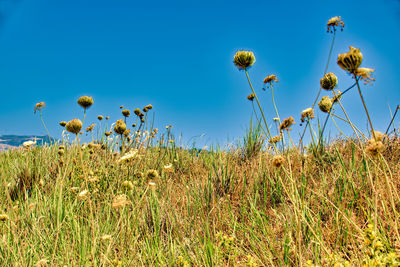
[0,0,399,147]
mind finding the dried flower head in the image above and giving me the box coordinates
[318,96,333,113]
[320,73,338,90]
[272,155,285,168]
[365,138,384,156]
[114,119,127,135]
[269,134,282,144]
[120,105,124,109]
[354,68,375,84]
[105,131,112,137]
[247,93,256,101]
[122,181,134,190]
[86,123,96,132]
[77,190,89,200]
[163,163,174,173]
[337,46,363,74]
[141,118,145,123]
[66,119,83,135]
[118,149,138,164]
[23,140,36,148]
[106,116,110,120]
[59,121,67,127]
[112,194,130,208]
[327,16,345,33]
[263,75,278,85]
[301,108,315,123]
[143,104,153,112]
[373,131,385,142]
[134,108,141,116]
[123,129,131,137]
[34,102,46,113]
[132,123,136,128]
[77,96,94,109]
[233,51,256,70]
[97,115,103,121]
[146,169,159,180]
[279,116,295,131]
[122,109,130,117]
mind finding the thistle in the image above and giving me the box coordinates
[233,51,256,70]
[66,119,83,135]
[320,73,338,90]
[337,46,363,74]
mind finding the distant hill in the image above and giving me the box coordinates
[0,135,56,150]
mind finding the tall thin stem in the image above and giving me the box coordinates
[354,74,376,140]
[270,85,285,147]
[39,110,52,144]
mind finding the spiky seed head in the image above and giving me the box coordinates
[122,109,130,117]
[327,16,345,33]
[97,115,103,121]
[279,116,295,131]
[146,169,159,180]
[134,108,141,116]
[86,123,95,132]
[247,93,255,101]
[337,46,363,74]
[320,73,338,90]
[77,96,94,109]
[354,68,375,84]
[114,119,127,135]
[318,96,333,113]
[269,135,282,144]
[66,119,83,135]
[233,51,256,70]
[300,108,315,123]
[263,75,278,85]
[34,102,46,113]
[59,121,67,127]
[272,155,285,168]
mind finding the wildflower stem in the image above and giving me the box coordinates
[270,85,285,147]
[244,69,273,142]
[384,105,399,137]
[39,110,52,145]
[354,74,376,140]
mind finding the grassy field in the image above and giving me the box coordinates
[1,16,400,266]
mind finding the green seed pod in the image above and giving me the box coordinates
[66,119,83,135]
[77,96,94,109]
[233,51,256,69]
[337,46,363,74]
[114,119,127,135]
[320,73,338,90]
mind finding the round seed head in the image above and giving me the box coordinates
[318,96,333,113]
[132,123,136,128]
[59,121,67,127]
[114,119,127,135]
[146,169,159,180]
[337,46,363,74]
[365,138,384,156]
[141,118,145,123]
[123,129,131,137]
[134,108,141,116]
[97,115,103,121]
[120,105,124,109]
[272,155,285,168]
[145,104,153,110]
[77,96,94,109]
[122,109,130,117]
[320,73,338,90]
[233,51,256,70]
[106,116,110,120]
[86,123,95,132]
[105,131,112,137]
[66,119,83,135]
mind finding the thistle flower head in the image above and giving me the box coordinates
[34,102,46,113]
[301,108,315,123]
[318,96,333,113]
[114,119,127,135]
[320,73,338,90]
[354,68,375,84]
[263,75,278,87]
[66,119,83,135]
[122,109,130,117]
[77,96,94,109]
[59,121,67,127]
[272,155,285,168]
[327,16,345,33]
[86,123,95,132]
[247,93,255,101]
[146,169,159,180]
[233,51,256,70]
[337,46,363,74]
[279,116,295,131]
[97,115,103,121]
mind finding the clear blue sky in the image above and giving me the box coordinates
[0,0,399,147]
